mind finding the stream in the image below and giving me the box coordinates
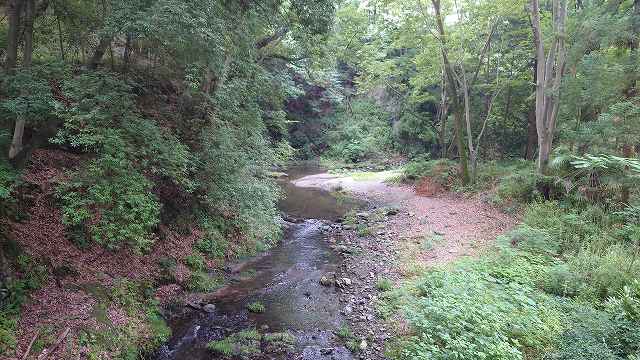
[154,165,365,359]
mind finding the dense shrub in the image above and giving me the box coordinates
[53,73,191,252]
[57,154,161,252]
[324,99,393,162]
[402,157,458,186]
[549,301,639,360]
[397,269,562,360]
[0,254,48,353]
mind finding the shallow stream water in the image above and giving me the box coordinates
[155,164,365,360]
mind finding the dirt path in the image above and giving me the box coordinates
[293,172,515,264]
[294,171,516,359]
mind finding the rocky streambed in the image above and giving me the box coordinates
[154,165,390,360]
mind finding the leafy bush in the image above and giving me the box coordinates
[324,99,393,162]
[494,170,542,207]
[185,271,222,292]
[247,301,266,313]
[51,73,194,252]
[198,121,282,253]
[400,158,459,190]
[183,253,206,271]
[398,269,562,360]
[523,202,610,254]
[1,64,60,122]
[549,302,639,360]
[566,245,640,302]
[500,225,559,256]
[541,264,585,298]
[194,219,229,259]
[57,154,160,252]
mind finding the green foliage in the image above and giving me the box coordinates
[324,100,393,162]
[197,109,282,252]
[397,268,562,360]
[376,278,393,292]
[57,155,160,252]
[548,302,639,360]
[194,219,229,259]
[246,301,266,313]
[207,328,262,358]
[0,160,15,203]
[401,158,458,186]
[493,170,543,209]
[52,73,196,252]
[335,325,353,340]
[185,271,222,292]
[0,65,60,120]
[183,253,206,271]
[0,254,48,354]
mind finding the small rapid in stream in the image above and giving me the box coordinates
[154,165,365,360]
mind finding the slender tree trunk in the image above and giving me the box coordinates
[462,72,477,182]
[5,0,24,71]
[123,33,133,72]
[525,106,537,159]
[531,0,567,174]
[201,67,214,94]
[87,37,112,69]
[430,0,470,184]
[439,69,448,158]
[453,105,470,183]
[56,11,65,61]
[8,0,34,160]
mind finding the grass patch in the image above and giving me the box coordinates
[356,224,371,237]
[348,170,401,182]
[376,278,393,292]
[247,301,266,313]
[420,233,444,251]
[183,252,206,271]
[207,329,262,358]
[185,271,223,292]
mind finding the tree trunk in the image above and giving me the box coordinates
[462,72,477,182]
[123,33,133,72]
[22,0,34,67]
[453,106,470,184]
[5,0,24,71]
[439,68,448,158]
[56,11,65,61]
[531,0,567,174]
[8,0,34,160]
[87,37,112,70]
[525,105,537,159]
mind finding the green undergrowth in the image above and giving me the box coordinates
[335,324,362,353]
[0,250,48,355]
[246,301,266,313]
[78,279,171,359]
[207,328,295,358]
[380,199,640,360]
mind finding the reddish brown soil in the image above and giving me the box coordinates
[2,149,201,360]
[295,172,516,265]
[414,177,445,197]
